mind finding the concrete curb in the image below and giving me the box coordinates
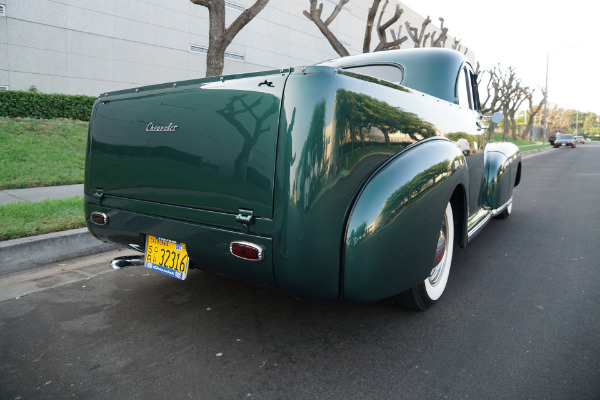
[0,228,117,276]
[521,146,553,158]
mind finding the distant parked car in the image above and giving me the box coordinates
[574,136,585,144]
[549,135,557,145]
[554,134,576,148]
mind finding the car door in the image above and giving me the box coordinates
[455,64,487,220]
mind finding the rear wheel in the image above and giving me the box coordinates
[396,202,454,310]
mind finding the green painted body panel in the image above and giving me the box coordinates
[86,204,275,288]
[343,140,466,302]
[483,142,521,210]
[86,69,289,218]
[85,48,522,303]
[319,48,465,103]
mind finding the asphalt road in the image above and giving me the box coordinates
[1,143,599,400]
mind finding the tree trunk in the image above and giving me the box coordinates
[502,105,509,141]
[523,118,536,140]
[206,43,226,77]
[363,0,382,53]
[191,0,270,77]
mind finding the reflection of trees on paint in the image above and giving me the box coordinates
[379,160,452,223]
[348,156,464,247]
[347,221,368,247]
[335,88,437,153]
[294,100,327,210]
[216,93,279,183]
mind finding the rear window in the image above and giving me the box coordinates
[558,134,574,139]
[342,64,404,85]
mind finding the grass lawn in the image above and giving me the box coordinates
[493,132,534,146]
[0,196,85,241]
[518,143,551,151]
[0,117,88,189]
[491,132,551,151]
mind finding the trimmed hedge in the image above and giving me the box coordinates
[0,90,97,121]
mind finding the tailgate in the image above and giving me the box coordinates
[86,70,289,218]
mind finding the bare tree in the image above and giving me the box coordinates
[522,87,546,140]
[452,37,468,55]
[405,16,432,47]
[365,0,408,52]
[304,0,350,57]
[544,104,572,136]
[305,0,458,57]
[507,87,527,140]
[190,0,270,77]
[494,66,523,141]
[479,66,502,140]
[305,0,408,56]
[428,18,448,47]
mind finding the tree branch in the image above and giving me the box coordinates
[363,0,382,53]
[304,0,350,57]
[372,0,407,52]
[405,16,431,48]
[429,17,448,47]
[190,0,211,6]
[223,0,270,48]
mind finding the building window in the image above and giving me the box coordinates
[189,44,208,54]
[0,86,9,90]
[324,0,350,12]
[0,4,6,17]
[189,44,245,62]
[225,1,245,12]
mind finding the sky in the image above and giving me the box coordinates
[402,0,600,114]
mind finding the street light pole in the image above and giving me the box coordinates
[542,52,549,144]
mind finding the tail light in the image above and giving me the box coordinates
[90,211,109,226]
[230,241,264,261]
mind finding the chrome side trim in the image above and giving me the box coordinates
[491,197,513,217]
[467,197,513,242]
[467,211,491,242]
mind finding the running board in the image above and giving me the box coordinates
[467,198,513,242]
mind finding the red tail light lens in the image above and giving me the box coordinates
[230,242,264,261]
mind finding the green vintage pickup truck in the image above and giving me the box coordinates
[85,48,520,310]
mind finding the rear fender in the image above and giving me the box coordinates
[484,143,521,210]
[342,139,468,303]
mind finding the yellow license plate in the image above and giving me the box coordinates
[145,235,189,280]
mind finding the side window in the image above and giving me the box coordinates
[342,64,404,85]
[469,69,481,112]
[456,67,473,109]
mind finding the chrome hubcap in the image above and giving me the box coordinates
[429,215,448,286]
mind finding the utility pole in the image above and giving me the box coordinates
[542,52,549,145]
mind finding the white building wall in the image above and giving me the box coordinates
[0,0,473,96]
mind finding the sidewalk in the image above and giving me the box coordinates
[0,184,83,205]
[0,184,117,276]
